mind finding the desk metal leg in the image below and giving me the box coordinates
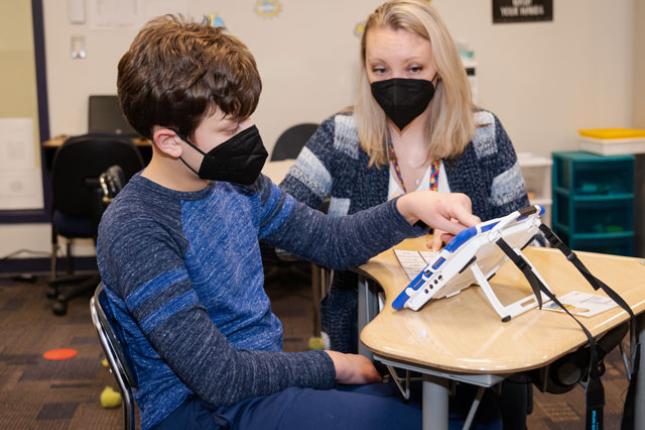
[357,276,379,359]
[311,263,321,337]
[423,375,449,430]
[635,313,645,428]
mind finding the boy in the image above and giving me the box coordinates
[98,15,479,430]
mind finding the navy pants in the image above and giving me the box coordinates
[152,381,501,430]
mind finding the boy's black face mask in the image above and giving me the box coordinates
[370,78,436,130]
[178,125,268,185]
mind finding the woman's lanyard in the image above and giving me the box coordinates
[387,137,440,193]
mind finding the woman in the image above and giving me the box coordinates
[281,0,530,426]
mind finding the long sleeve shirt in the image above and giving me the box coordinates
[96,173,424,429]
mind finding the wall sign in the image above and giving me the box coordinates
[493,0,553,24]
[255,0,283,19]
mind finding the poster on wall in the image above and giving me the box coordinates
[0,118,44,210]
[89,0,139,29]
[493,0,553,24]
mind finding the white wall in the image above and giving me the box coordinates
[0,0,638,259]
[43,0,383,150]
[42,0,635,157]
[635,0,645,128]
[633,0,645,257]
[435,0,634,157]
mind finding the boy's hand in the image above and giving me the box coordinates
[397,190,480,235]
[325,351,381,384]
[428,228,453,251]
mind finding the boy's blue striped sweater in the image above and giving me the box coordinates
[96,173,424,429]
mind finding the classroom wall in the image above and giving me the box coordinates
[633,0,645,257]
[635,0,645,129]
[0,0,638,259]
[43,0,635,157]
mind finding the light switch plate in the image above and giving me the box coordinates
[71,35,86,59]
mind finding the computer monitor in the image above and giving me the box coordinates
[88,95,139,137]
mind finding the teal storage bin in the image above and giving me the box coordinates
[552,151,635,256]
[554,151,634,195]
[572,199,633,234]
[554,229,634,256]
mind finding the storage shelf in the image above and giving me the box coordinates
[552,151,635,256]
[554,187,634,201]
[554,222,569,234]
[520,153,552,226]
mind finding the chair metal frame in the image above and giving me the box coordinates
[90,284,138,430]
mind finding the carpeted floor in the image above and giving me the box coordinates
[0,271,631,429]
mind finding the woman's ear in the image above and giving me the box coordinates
[152,127,183,158]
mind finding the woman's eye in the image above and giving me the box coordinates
[372,66,386,74]
[409,65,423,73]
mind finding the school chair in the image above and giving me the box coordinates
[90,283,139,430]
[47,133,144,315]
[270,123,319,161]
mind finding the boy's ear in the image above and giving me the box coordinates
[152,127,183,159]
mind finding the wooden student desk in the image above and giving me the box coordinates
[42,135,151,148]
[356,237,645,430]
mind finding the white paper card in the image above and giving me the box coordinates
[0,118,44,209]
[394,249,438,280]
[90,0,139,29]
[542,291,618,318]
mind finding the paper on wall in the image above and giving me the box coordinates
[89,0,139,29]
[0,118,44,210]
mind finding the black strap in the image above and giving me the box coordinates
[538,224,642,430]
[621,344,641,430]
[538,224,639,372]
[538,225,635,321]
[495,238,544,309]
[496,237,605,430]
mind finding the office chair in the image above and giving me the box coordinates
[270,123,319,161]
[90,283,138,430]
[48,134,144,316]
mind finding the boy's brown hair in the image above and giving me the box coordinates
[117,15,262,139]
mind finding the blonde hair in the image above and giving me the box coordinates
[355,0,475,166]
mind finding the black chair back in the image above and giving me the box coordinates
[51,134,144,218]
[271,123,319,161]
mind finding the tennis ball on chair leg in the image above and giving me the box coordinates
[100,386,122,408]
[308,332,330,350]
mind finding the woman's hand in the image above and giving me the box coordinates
[325,350,381,385]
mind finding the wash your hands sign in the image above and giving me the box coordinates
[493,0,553,24]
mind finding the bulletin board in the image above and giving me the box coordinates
[0,0,49,221]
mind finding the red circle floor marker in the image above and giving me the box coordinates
[43,348,78,361]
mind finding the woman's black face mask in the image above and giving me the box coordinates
[370,78,436,130]
[177,125,268,186]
